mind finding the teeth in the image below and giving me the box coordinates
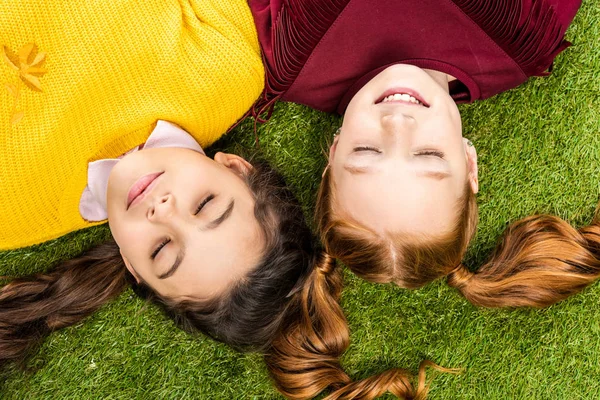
[381,93,422,105]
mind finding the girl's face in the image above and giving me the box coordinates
[329,64,478,238]
[107,148,264,299]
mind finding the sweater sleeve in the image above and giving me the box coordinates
[248,0,351,121]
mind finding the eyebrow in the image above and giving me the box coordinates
[158,249,185,280]
[158,199,235,280]
[205,198,235,230]
[344,164,371,174]
[417,170,452,180]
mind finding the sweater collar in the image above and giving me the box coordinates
[79,120,205,221]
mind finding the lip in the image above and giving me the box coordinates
[375,87,430,107]
[126,172,164,210]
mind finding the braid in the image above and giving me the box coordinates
[0,240,129,367]
[449,214,600,308]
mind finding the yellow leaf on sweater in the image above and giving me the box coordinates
[2,46,20,71]
[25,66,47,77]
[31,52,46,67]
[18,43,36,66]
[20,73,42,92]
[5,83,17,97]
[11,111,24,124]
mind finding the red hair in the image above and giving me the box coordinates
[317,167,600,309]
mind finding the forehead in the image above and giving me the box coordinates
[178,214,263,298]
[333,166,464,237]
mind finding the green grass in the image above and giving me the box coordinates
[1,3,600,399]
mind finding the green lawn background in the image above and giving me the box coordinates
[1,3,599,399]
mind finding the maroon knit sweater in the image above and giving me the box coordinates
[248,0,581,116]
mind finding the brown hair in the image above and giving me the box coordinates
[0,160,314,366]
[317,167,600,308]
[0,241,129,368]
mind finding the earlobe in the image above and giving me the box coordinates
[120,250,141,284]
[464,139,479,194]
[214,152,253,177]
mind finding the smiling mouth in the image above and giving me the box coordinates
[375,88,430,107]
[126,172,164,210]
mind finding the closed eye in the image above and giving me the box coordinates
[195,194,215,215]
[415,150,444,159]
[353,146,381,153]
[151,238,170,260]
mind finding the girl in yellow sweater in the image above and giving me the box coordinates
[0,1,352,399]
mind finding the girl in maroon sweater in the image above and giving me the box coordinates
[247,0,594,398]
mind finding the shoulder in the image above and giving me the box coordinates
[453,0,582,77]
[248,0,351,117]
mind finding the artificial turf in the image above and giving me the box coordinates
[1,2,599,399]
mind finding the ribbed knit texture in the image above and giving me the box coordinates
[0,0,265,250]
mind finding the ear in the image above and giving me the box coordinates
[328,134,340,161]
[213,152,253,177]
[120,250,141,284]
[323,135,340,178]
[464,138,479,194]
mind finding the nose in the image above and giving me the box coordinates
[147,194,176,223]
[381,111,416,134]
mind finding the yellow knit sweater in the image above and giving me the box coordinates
[0,0,264,250]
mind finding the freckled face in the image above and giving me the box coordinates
[107,148,264,299]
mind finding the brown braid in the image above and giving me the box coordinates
[0,241,128,367]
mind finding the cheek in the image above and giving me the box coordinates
[446,104,462,133]
[109,216,150,255]
[342,108,366,133]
